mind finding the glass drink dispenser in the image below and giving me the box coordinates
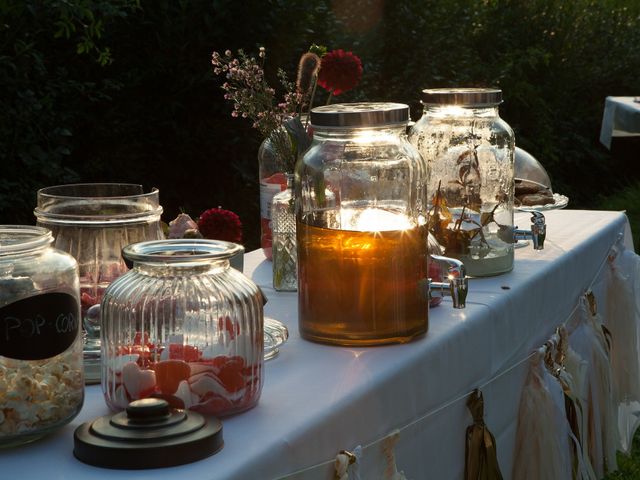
[295,103,466,346]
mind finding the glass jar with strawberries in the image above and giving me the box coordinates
[100,239,264,417]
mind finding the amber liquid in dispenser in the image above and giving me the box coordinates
[297,221,429,345]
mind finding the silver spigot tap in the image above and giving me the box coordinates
[429,255,469,309]
[514,211,546,250]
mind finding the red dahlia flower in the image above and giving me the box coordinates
[317,49,362,96]
[197,207,243,243]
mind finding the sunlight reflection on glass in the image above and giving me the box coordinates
[340,207,413,232]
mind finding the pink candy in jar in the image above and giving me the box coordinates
[101,239,263,417]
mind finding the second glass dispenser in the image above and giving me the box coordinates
[409,88,517,277]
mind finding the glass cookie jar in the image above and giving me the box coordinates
[101,239,264,417]
[34,183,164,383]
[296,102,431,346]
[409,88,515,276]
[0,226,83,448]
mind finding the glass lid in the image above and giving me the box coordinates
[514,147,552,190]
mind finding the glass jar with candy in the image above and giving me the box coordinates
[101,239,263,417]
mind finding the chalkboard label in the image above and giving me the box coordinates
[0,292,80,360]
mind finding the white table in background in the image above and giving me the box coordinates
[600,96,640,149]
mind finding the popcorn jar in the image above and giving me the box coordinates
[101,239,263,417]
[0,226,83,448]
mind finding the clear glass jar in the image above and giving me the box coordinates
[296,103,430,346]
[258,116,311,260]
[101,239,264,417]
[258,132,290,261]
[0,226,83,448]
[409,88,515,277]
[34,183,164,383]
[271,174,297,292]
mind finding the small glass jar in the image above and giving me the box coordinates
[0,226,83,448]
[271,174,297,292]
[296,103,430,346]
[101,239,264,417]
[34,183,164,383]
[409,88,515,276]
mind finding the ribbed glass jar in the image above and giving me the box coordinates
[0,226,83,448]
[409,88,515,277]
[296,102,430,346]
[100,239,263,417]
[34,183,164,383]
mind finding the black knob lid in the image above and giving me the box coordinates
[126,398,170,420]
[74,400,224,469]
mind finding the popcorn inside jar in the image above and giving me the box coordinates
[0,346,83,440]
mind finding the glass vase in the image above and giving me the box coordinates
[258,134,288,261]
[34,183,164,383]
[271,174,297,292]
[258,116,311,260]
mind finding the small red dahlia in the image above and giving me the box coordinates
[317,49,363,96]
[197,207,243,244]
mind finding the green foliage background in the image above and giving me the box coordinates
[2,0,639,251]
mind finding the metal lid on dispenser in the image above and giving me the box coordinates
[421,88,502,107]
[310,102,410,128]
[74,398,223,469]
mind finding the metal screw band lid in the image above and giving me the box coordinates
[310,102,410,128]
[421,88,502,107]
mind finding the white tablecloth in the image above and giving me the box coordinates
[1,210,634,479]
[600,96,640,149]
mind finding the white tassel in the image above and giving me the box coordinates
[564,341,597,479]
[334,452,350,480]
[512,351,573,480]
[606,245,640,453]
[568,296,618,476]
[553,327,596,480]
[334,449,361,480]
[381,430,408,480]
